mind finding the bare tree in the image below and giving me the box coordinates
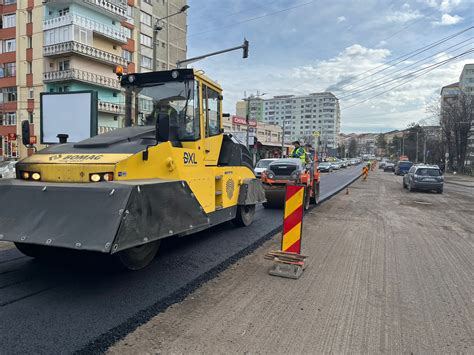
[440,92,474,172]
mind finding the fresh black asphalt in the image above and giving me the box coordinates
[0,166,362,354]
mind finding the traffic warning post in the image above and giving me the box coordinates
[267,185,307,279]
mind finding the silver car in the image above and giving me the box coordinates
[254,158,277,178]
[403,165,444,194]
[0,160,16,179]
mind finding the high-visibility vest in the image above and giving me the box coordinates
[291,147,306,163]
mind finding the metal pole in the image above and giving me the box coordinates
[152,24,158,71]
[402,134,405,155]
[245,97,250,149]
[416,132,419,163]
[281,120,285,157]
[423,134,427,164]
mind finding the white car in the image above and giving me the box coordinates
[254,158,278,178]
[330,161,341,170]
[0,160,16,179]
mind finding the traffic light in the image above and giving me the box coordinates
[243,39,249,59]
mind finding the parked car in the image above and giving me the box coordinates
[0,160,16,179]
[330,161,341,170]
[395,161,414,175]
[339,159,348,168]
[350,159,358,165]
[379,161,386,169]
[318,162,333,172]
[384,161,395,172]
[403,165,444,193]
[254,158,278,178]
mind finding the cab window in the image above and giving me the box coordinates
[203,85,221,137]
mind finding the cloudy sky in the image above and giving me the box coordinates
[184,0,473,133]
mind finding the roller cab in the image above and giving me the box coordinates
[0,69,265,270]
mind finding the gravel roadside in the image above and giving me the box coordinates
[99,171,474,353]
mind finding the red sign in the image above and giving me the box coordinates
[7,133,17,141]
[232,115,257,127]
[30,136,37,145]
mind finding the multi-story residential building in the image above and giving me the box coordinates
[236,95,264,122]
[0,0,20,159]
[0,0,187,161]
[247,92,340,149]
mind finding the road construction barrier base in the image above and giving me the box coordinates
[269,261,305,279]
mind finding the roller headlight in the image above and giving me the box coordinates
[21,171,30,180]
[171,70,179,79]
[127,75,135,83]
[90,172,114,182]
[267,170,275,179]
[31,172,41,181]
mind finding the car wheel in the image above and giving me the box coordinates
[437,188,443,194]
[115,240,161,271]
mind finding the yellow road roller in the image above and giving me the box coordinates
[0,69,266,270]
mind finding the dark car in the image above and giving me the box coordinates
[383,161,395,172]
[394,161,413,175]
[403,165,444,193]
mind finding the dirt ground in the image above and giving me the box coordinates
[85,171,474,353]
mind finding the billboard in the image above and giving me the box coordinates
[232,115,257,127]
[40,91,98,144]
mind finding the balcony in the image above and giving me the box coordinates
[44,41,127,67]
[98,100,124,114]
[44,13,127,43]
[45,0,126,20]
[43,69,121,90]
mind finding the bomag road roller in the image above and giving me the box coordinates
[261,155,320,210]
[0,69,266,270]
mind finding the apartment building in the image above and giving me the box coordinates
[236,95,264,122]
[0,0,20,159]
[258,92,340,149]
[0,0,187,161]
[459,64,474,167]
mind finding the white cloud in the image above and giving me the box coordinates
[432,13,463,25]
[385,8,423,23]
[420,0,462,12]
[337,16,346,23]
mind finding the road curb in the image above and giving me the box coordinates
[445,181,474,188]
[77,172,362,355]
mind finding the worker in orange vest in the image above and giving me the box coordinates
[362,165,369,181]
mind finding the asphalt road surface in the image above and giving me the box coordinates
[0,165,361,354]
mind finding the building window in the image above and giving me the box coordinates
[0,112,16,126]
[28,111,34,123]
[58,60,70,71]
[140,11,152,26]
[27,61,32,74]
[2,14,16,28]
[127,5,133,17]
[140,33,152,47]
[28,88,34,99]
[58,8,69,16]
[140,55,152,69]
[3,39,15,52]
[122,49,132,62]
[27,10,32,23]
[123,27,132,39]
[0,88,17,103]
[27,36,32,48]
[0,62,16,77]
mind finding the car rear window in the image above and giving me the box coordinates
[399,162,413,167]
[416,168,440,176]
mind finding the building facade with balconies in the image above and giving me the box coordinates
[42,0,128,131]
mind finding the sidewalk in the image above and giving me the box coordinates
[444,172,474,188]
[108,170,474,354]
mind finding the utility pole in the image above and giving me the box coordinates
[153,5,189,71]
[423,133,427,164]
[402,133,405,156]
[416,132,419,163]
[281,120,285,157]
[243,91,266,150]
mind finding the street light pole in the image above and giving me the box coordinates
[281,120,285,157]
[416,132,419,163]
[153,5,189,71]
